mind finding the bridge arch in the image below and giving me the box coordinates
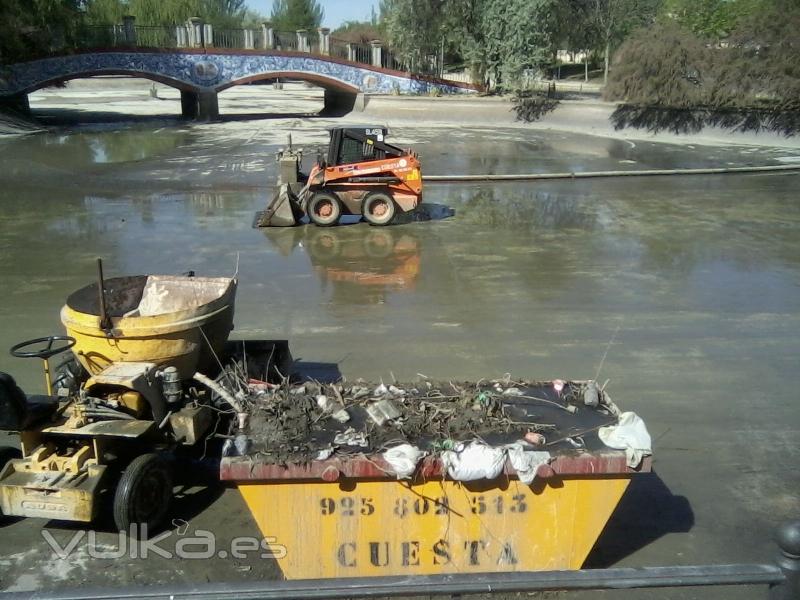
[218,71,362,116]
[217,71,358,94]
[18,69,199,96]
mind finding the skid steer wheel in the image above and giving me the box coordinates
[113,453,173,539]
[307,192,341,227]
[363,192,396,226]
[0,447,22,522]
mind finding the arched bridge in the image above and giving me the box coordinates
[0,48,478,119]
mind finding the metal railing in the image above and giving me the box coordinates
[211,28,247,49]
[273,31,298,51]
[0,564,791,599]
[381,50,405,72]
[329,38,350,61]
[14,20,468,80]
[350,43,372,65]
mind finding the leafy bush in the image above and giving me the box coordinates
[606,2,800,134]
[605,22,708,108]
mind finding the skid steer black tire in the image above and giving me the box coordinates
[0,447,22,522]
[307,192,342,227]
[363,192,396,226]
[113,453,173,539]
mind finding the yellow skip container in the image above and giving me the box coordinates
[60,274,236,378]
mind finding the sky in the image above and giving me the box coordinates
[246,0,381,29]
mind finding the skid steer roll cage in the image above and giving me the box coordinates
[325,127,406,168]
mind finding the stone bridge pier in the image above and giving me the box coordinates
[179,90,220,120]
[0,93,32,115]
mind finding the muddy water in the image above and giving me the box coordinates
[1,122,799,588]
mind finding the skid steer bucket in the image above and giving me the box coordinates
[254,184,304,228]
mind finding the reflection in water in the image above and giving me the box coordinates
[0,127,189,171]
[262,225,422,305]
[445,187,599,231]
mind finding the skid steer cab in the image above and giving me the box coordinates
[257,126,423,228]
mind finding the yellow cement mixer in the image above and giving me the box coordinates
[61,272,236,378]
[0,265,288,536]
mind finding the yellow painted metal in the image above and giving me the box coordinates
[0,441,103,522]
[239,477,630,579]
[117,390,147,417]
[60,279,235,379]
[42,358,53,395]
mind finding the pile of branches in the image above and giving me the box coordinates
[242,378,574,463]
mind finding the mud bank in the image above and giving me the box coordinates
[361,95,800,149]
[15,78,800,150]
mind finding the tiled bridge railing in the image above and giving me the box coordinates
[83,17,407,73]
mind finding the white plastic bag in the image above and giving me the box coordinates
[441,442,506,482]
[383,444,425,479]
[598,411,652,468]
[506,445,551,485]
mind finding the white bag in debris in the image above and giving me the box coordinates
[383,444,425,479]
[598,411,652,468]
[506,445,551,485]
[441,442,506,482]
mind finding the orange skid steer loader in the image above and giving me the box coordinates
[256,127,422,227]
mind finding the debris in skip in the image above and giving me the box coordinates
[228,374,652,484]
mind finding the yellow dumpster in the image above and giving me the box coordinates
[221,380,651,579]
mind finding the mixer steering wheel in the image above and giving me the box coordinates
[10,336,77,360]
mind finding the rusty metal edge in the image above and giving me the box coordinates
[220,450,652,483]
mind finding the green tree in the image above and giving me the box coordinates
[592,0,661,85]
[478,0,559,88]
[84,0,127,25]
[381,0,559,84]
[270,0,323,31]
[84,0,249,28]
[661,0,763,39]
[0,0,83,63]
[438,0,487,79]
[380,0,444,72]
[332,21,384,44]
[551,0,598,80]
